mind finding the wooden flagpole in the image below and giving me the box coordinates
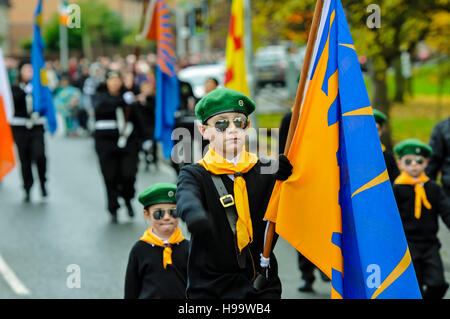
[135,0,150,62]
[262,0,325,266]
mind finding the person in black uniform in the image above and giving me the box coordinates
[171,80,199,175]
[278,110,330,293]
[176,88,293,299]
[135,80,157,171]
[124,183,189,299]
[373,108,400,183]
[93,70,147,223]
[10,61,48,202]
[393,138,450,299]
[426,117,450,197]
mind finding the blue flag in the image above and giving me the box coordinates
[32,0,57,134]
[146,0,180,159]
[265,0,422,298]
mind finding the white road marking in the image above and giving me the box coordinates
[0,254,30,296]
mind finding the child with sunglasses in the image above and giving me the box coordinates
[393,138,450,299]
[176,88,293,299]
[124,183,189,299]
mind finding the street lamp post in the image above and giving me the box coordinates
[0,0,11,55]
[244,0,257,132]
[59,0,69,72]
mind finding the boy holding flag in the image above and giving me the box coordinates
[10,61,48,202]
[176,88,293,298]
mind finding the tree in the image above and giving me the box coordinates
[252,0,314,49]
[43,1,128,57]
[343,0,448,147]
[251,0,447,148]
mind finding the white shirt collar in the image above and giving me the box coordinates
[151,228,169,244]
[226,151,242,167]
[225,151,242,181]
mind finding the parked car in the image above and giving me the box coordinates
[178,63,225,99]
[254,45,288,88]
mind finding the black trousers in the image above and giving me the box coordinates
[298,252,330,283]
[95,137,139,214]
[142,140,158,168]
[409,241,449,299]
[298,253,315,283]
[11,125,47,193]
[444,186,450,198]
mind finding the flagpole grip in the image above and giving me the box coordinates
[262,0,325,264]
[263,222,275,258]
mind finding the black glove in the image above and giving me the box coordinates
[275,154,293,181]
[186,211,212,235]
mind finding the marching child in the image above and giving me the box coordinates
[124,183,189,299]
[176,88,293,298]
[393,138,450,299]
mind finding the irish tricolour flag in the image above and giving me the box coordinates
[0,47,15,181]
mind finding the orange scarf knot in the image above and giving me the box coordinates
[394,172,432,219]
[198,146,258,252]
[140,226,185,269]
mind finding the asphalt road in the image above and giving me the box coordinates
[1,132,449,299]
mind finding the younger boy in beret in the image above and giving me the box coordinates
[124,183,189,299]
[176,88,293,299]
[373,109,400,183]
[393,138,450,299]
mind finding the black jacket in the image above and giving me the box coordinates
[384,150,400,184]
[11,84,31,118]
[176,161,282,299]
[124,239,189,299]
[93,91,149,151]
[393,180,450,244]
[426,118,450,190]
[135,95,155,140]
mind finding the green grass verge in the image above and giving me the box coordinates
[363,61,450,99]
[257,113,285,129]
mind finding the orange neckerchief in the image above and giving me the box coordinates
[381,142,386,152]
[140,226,185,269]
[198,146,258,252]
[394,171,432,219]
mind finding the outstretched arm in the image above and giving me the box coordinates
[176,166,211,235]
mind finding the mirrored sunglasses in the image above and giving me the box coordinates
[404,157,424,166]
[211,117,248,132]
[152,209,178,220]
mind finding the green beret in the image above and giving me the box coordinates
[372,109,388,124]
[106,70,121,80]
[195,88,255,123]
[138,183,177,208]
[394,138,432,158]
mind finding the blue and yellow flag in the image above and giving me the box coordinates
[32,0,57,134]
[265,0,421,299]
[142,0,180,158]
